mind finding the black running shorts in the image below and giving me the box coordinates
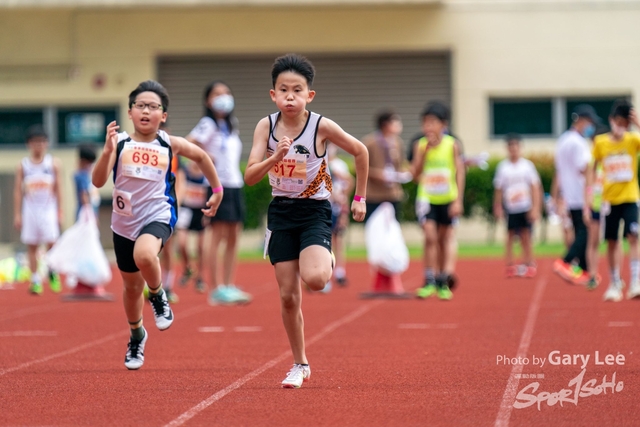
[604,202,639,241]
[266,197,332,265]
[113,222,172,273]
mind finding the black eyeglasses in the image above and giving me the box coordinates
[132,101,163,111]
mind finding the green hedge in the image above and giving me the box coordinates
[240,154,558,229]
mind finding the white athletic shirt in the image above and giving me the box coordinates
[555,129,592,210]
[267,111,332,200]
[21,154,57,214]
[188,116,243,188]
[493,157,540,214]
[111,130,177,241]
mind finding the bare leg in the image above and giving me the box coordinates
[299,245,332,291]
[120,270,146,327]
[520,228,533,265]
[445,230,458,275]
[208,222,225,289]
[132,234,163,292]
[222,222,242,285]
[505,231,515,266]
[607,239,621,277]
[176,229,190,272]
[438,225,454,275]
[27,244,38,278]
[587,220,601,278]
[423,221,438,276]
[275,259,307,364]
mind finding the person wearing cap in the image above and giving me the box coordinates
[411,101,465,301]
[588,99,640,301]
[553,104,600,285]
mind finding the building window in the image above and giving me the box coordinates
[58,107,118,144]
[491,95,629,139]
[0,110,44,146]
[0,106,118,147]
[565,97,624,131]
[491,99,553,137]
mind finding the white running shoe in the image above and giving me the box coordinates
[281,364,311,388]
[148,290,174,330]
[603,281,624,302]
[627,281,640,299]
[124,328,147,370]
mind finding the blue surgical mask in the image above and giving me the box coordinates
[211,94,234,115]
[582,123,595,138]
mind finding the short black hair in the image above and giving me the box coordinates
[421,101,450,123]
[128,80,169,112]
[376,109,400,131]
[271,54,315,87]
[25,124,48,142]
[505,132,522,144]
[610,99,632,120]
[78,144,97,163]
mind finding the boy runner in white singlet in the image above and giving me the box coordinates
[13,125,63,295]
[245,54,369,388]
[92,80,223,370]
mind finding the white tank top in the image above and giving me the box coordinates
[267,111,332,200]
[111,130,177,241]
[21,154,57,214]
[188,116,244,188]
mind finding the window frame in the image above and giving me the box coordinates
[0,105,120,148]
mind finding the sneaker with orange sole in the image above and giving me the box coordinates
[553,259,577,282]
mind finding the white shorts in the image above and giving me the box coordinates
[21,209,59,246]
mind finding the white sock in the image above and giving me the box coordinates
[611,268,621,285]
[31,272,41,284]
[335,267,346,279]
[164,270,175,290]
[631,259,640,284]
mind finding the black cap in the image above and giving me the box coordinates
[572,104,601,124]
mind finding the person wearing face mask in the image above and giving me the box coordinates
[588,100,640,301]
[553,104,600,284]
[186,81,251,305]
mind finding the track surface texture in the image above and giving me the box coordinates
[1,258,638,426]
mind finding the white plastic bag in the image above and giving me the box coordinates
[46,206,112,286]
[365,202,410,275]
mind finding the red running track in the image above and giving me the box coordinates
[0,258,639,426]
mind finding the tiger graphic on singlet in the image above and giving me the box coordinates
[266,111,332,200]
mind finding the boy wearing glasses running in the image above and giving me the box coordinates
[92,80,223,370]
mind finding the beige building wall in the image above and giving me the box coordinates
[1,2,640,226]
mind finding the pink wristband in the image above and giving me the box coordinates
[212,186,223,194]
[354,195,366,202]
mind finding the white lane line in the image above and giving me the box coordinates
[233,326,262,333]
[0,304,210,377]
[0,331,58,337]
[437,323,458,329]
[494,268,548,427]
[198,327,225,333]
[399,323,431,329]
[0,304,63,323]
[608,321,633,327]
[0,330,127,377]
[164,301,383,427]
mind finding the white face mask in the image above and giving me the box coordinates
[211,94,234,114]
